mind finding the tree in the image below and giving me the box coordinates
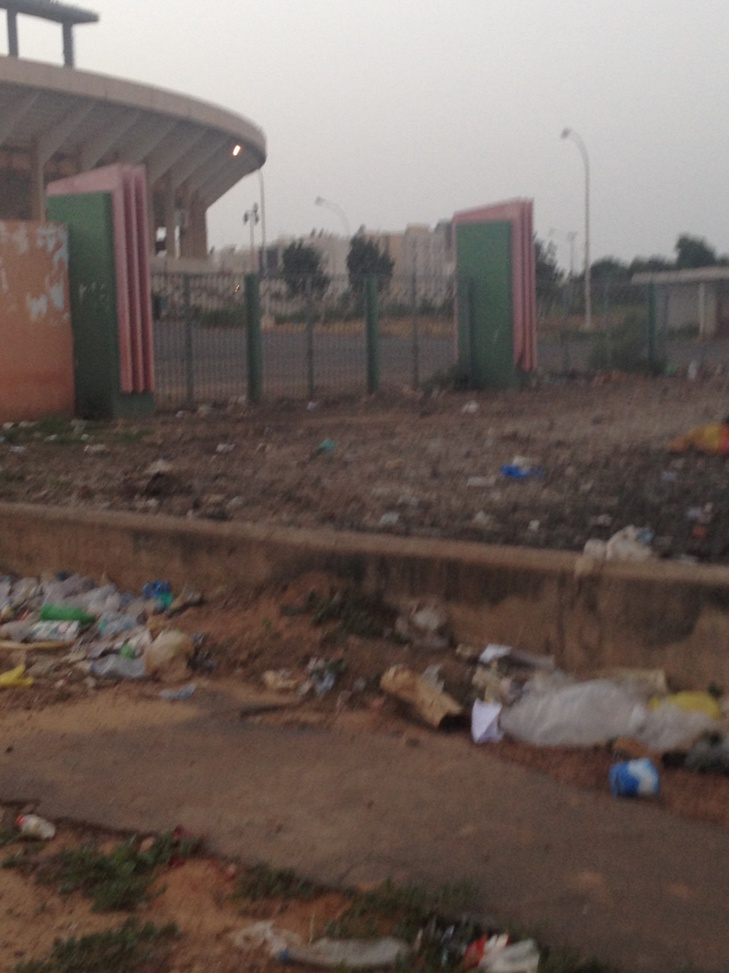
[281,241,329,298]
[628,255,674,276]
[675,234,718,269]
[534,236,561,310]
[346,235,394,293]
[590,257,630,282]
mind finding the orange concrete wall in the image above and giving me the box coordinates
[0,220,74,421]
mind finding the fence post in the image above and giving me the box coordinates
[646,282,658,373]
[245,273,263,403]
[410,273,420,389]
[183,273,195,407]
[305,276,315,400]
[365,274,380,394]
[560,281,571,374]
[604,279,612,370]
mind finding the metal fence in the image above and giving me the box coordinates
[151,270,729,407]
[151,271,458,407]
[536,276,729,376]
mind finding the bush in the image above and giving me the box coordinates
[587,313,664,374]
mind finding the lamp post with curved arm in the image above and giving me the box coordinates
[315,196,351,239]
[561,128,592,331]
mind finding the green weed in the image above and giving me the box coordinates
[14,918,179,973]
[6,831,201,912]
[233,863,321,902]
[280,587,396,639]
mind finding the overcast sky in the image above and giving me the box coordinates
[13,0,729,268]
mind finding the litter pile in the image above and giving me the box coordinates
[0,573,204,692]
[231,910,541,973]
[461,642,729,794]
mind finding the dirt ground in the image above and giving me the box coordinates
[2,374,729,562]
[3,375,729,969]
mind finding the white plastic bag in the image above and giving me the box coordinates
[500,679,646,746]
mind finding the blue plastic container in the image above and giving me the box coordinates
[609,758,660,798]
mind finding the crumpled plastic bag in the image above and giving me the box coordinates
[500,679,647,746]
[500,678,720,750]
[669,423,729,455]
[0,663,33,688]
[143,629,193,682]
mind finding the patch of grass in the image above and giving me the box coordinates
[280,587,397,640]
[233,863,321,902]
[0,827,18,848]
[14,918,179,973]
[111,427,152,445]
[327,878,481,944]
[6,831,202,912]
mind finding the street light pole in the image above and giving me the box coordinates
[561,128,592,331]
[257,170,267,276]
[243,203,260,272]
[314,196,351,238]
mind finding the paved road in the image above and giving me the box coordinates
[2,681,728,973]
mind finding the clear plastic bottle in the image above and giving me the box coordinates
[16,814,56,840]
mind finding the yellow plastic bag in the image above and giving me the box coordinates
[0,664,34,688]
[669,423,729,455]
[649,691,721,721]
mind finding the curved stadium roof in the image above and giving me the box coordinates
[0,1,266,258]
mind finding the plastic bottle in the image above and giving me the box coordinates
[39,604,96,625]
[16,814,56,840]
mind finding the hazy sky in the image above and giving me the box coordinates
[12,0,729,268]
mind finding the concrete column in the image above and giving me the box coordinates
[698,282,707,338]
[7,10,18,57]
[62,22,74,67]
[29,143,45,222]
[164,177,176,259]
[189,196,208,259]
[146,182,155,256]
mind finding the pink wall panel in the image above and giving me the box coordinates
[47,164,154,393]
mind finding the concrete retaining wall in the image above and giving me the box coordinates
[1,501,728,689]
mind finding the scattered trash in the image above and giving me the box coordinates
[16,813,56,840]
[499,675,720,751]
[144,629,194,681]
[230,920,300,957]
[160,682,197,701]
[90,655,146,680]
[39,604,96,625]
[669,422,729,455]
[284,936,411,969]
[609,758,660,798]
[583,525,654,562]
[482,939,540,973]
[215,443,235,453]
[471,700,504,743]
[500,462,544,480]
[314,438,336,454]
[262,669,301,693]
[394,600,450,650]
[0,663,33,688]
[378,511,400,528]
[652,691,721,720]
[685,735,729,775]
[462,400,479,414]
[380,664,463,729]
[687,360,702,382]
[29,620,80,642]
[83,443,110,455]
[478,644,555,671]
